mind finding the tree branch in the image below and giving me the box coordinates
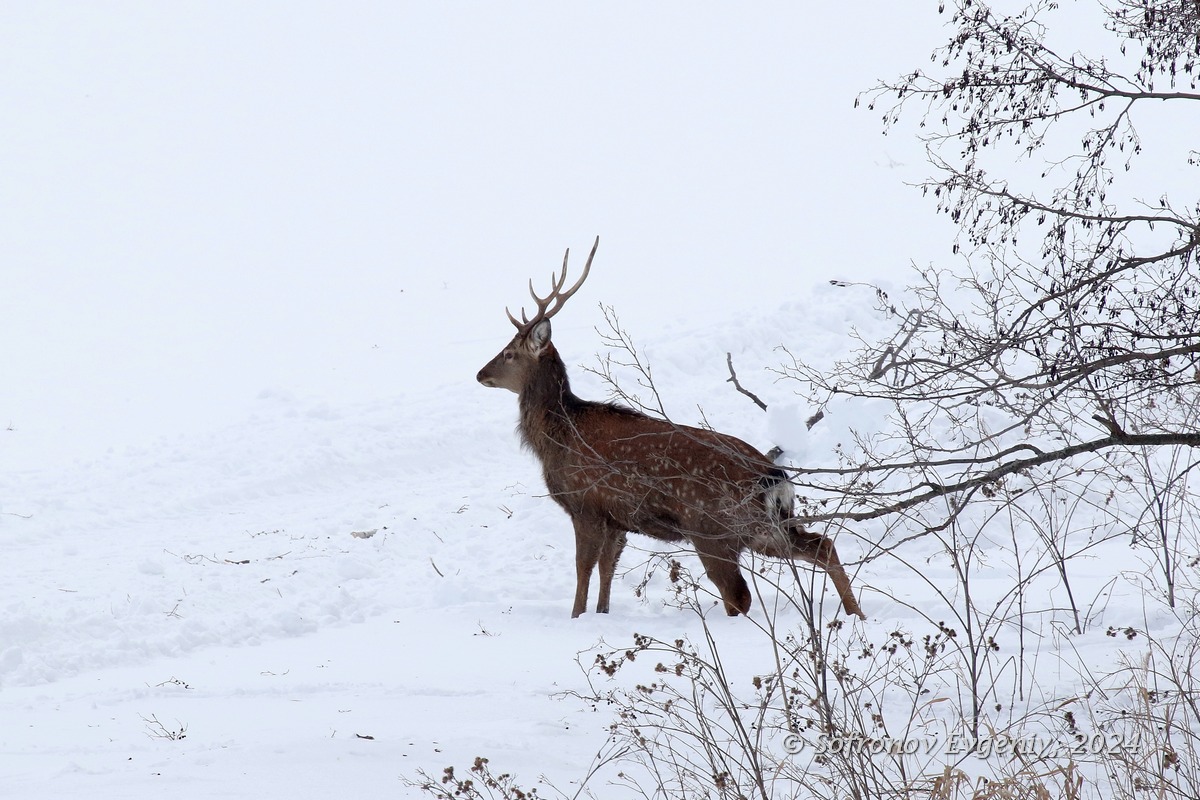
[797,431,1200,526]
[725,352,768,412]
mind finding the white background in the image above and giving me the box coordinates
[1,2,946,469]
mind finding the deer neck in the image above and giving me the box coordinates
[518,347,582,458]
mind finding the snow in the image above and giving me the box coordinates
[3,282,896,797]
[1,4,1184,799]
[4,279,1163,797]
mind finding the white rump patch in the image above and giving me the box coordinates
[763,478,795,521]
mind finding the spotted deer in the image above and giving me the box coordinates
[477,238,864,619]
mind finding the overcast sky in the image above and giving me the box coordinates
[2,3,952,468]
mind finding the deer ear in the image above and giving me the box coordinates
[528,319,552,352]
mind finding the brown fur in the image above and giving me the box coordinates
[480,327,865,620]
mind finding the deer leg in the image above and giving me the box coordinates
[782,522,866,620]
[691,537,752,616]
[571,516,605,618]
[595,529,626,614]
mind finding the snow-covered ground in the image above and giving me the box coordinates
[4,278,1173,797]
[2,285,895,798]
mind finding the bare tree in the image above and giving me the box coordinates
[778,0,1200,559]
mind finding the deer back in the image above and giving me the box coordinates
[542,402,786,542]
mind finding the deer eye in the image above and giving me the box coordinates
[503,350,515,362]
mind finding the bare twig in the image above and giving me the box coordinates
[725,352,768,411]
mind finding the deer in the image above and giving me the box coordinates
[476,237,865,620]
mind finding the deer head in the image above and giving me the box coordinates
[476,236,598,394]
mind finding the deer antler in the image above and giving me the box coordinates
[507,236,599,332]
